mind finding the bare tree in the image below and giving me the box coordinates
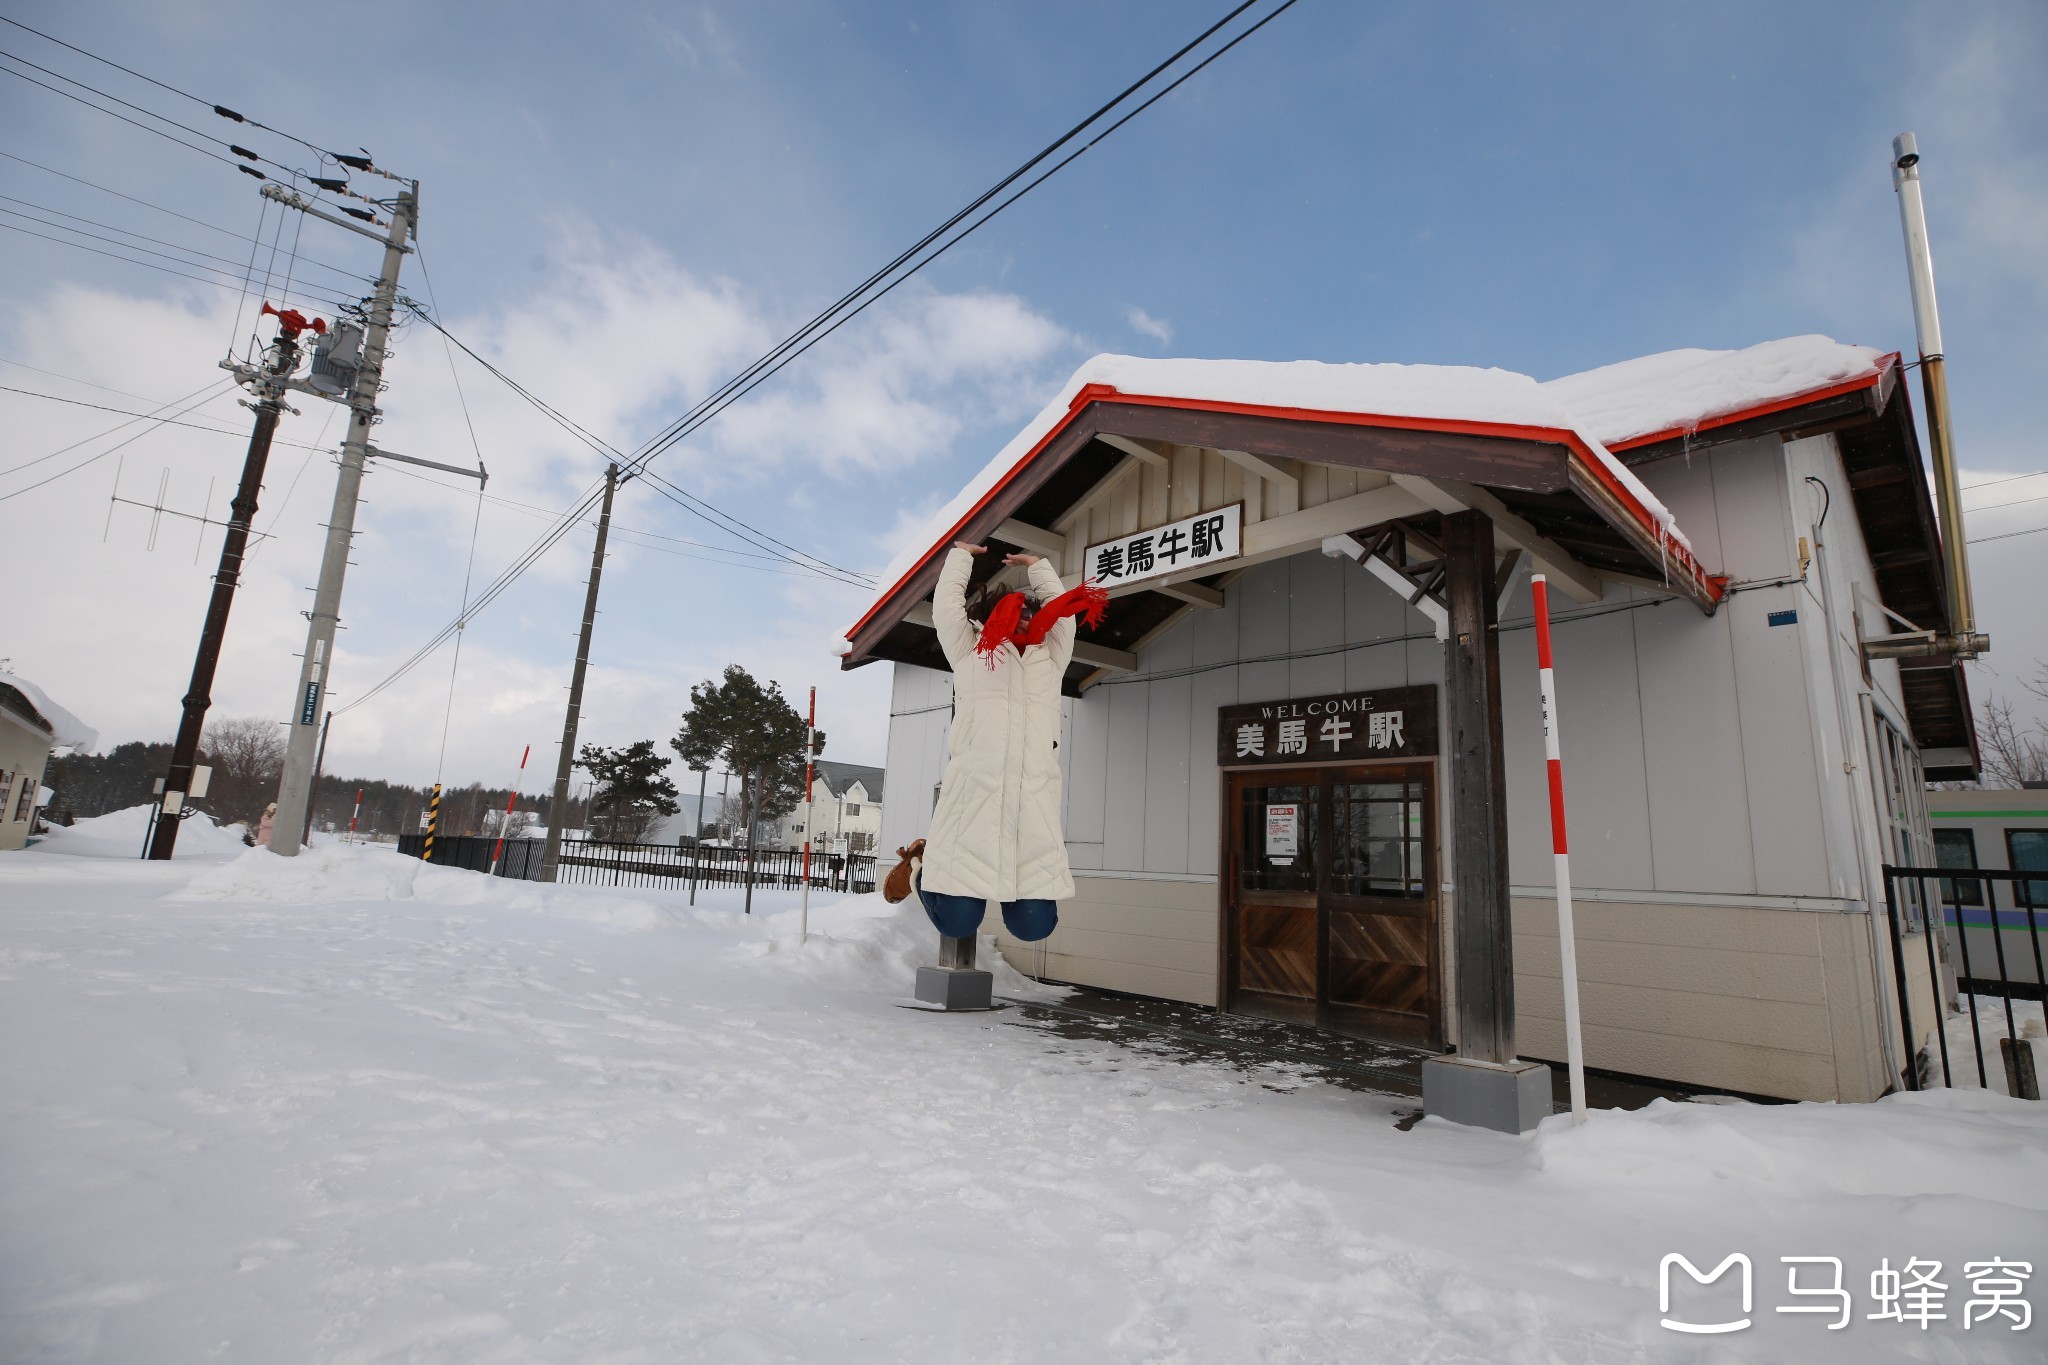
[199,717,288,826]
[1978,694,2048,789]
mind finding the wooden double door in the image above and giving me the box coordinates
[1225,763,1441,1047]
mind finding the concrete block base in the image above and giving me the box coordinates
[1422,1054,1552,1134]
[914,965,994,1011]
[2000,1037,2041,1101]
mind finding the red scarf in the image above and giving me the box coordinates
[973,580,1109,665]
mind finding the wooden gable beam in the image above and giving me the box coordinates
[1096,432,1169,468]
[1217,447,1300,515]
[993,518,1067,558]
[1389,474,1603,604]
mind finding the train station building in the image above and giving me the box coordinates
[840,335,1979,1106]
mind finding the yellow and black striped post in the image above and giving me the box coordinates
[422,783,443,862]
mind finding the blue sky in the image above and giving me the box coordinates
[3,0,2044,788]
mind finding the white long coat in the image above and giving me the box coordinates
[919,548,1076,903]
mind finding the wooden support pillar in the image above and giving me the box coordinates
[1443,509,1515,1064]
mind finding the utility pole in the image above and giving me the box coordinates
[270,184,419,856]
[539,462,620,882]
[149,306,318,859]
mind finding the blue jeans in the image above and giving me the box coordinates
[918,886,1060,942]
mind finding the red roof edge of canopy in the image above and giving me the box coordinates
[844,382,1729,646]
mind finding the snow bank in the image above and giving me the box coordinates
[1527,1088,2048,1208]
[730,892,1063,1000]
[171,843,672,931]
[8,844,2047,1363]
[37,804,246,859]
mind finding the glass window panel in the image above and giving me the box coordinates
[1241,783,1315,893]
[1332,780,1423,899]
[2009,830,2048,910]
[1933,828,1982,908]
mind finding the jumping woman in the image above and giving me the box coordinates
[914,541,1106,945]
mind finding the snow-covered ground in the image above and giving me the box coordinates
[3,827,2044,1363]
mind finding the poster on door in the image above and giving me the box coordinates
[1264,803,1300,863]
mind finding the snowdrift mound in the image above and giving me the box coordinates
[170,843,671,930]
[1527,1087,2048,1208]
[731,892,1067,1001]
[38,804,246,859]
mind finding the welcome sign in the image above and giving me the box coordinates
[1217,685,1438,766]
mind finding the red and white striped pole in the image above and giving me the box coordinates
[490,745,532,875]
[347,789,362,843]
[1532,574,1588,1123]
[799,687,817,944]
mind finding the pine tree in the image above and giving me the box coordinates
[671,665,818,847]
[573,740,680,842]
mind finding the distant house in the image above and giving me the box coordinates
[762,760,886,854]
[0,671,96,852]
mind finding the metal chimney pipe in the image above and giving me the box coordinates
[1891,133,1984,653]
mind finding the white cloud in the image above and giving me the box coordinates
[1124,305,1174,346]
[1,227,1076,788]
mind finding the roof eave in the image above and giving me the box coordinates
[841,387,1725,668]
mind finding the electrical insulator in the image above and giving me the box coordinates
[308,322,365,397]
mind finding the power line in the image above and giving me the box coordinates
[634,466,874,585]
[1966,490,2048,515]
[637,0,1306,480]
[628,0,1284,478]
[0,14,341,163]
[0,380,236,499]
[336,0,1299,712]
[0,57,249,172]
[0,193,373,288]
[0,383,338,454]
[0,217,350,313]
[1969,523,2048,546]
[0,44,293,173]
[0,378,233,478]
[1957,466,2039,493]
[366,458,848,569]
[402,303,875,584]
[0,149,278,245]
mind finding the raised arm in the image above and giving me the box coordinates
[930,544,981,669]
[1025,557,1078,673]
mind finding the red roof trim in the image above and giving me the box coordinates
[1604,354,1898,453]
[842,385,1098,643]
[845,380,1732,647]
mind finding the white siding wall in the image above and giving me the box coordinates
[878,663,953,862]
[1041,435,1845,902]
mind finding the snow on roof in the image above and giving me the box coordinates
[813,760,885,803]
[0,671,96,750]
[1541,335,1887,450]
[839,335,1886,648]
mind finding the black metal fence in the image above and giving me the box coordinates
[396,834,876,894]
[1882,863,2044,1098]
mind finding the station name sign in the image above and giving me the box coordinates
[1216,684,1438,766]
[1085,502,1242,591]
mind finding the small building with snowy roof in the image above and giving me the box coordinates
[0,670,97,851]
[839,335,1977,1105]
